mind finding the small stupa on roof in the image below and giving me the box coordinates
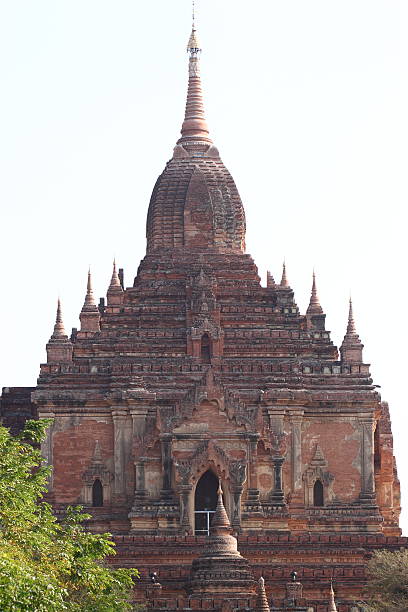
[187,481,256,603]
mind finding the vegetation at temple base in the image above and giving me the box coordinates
[0,420,139,611]
[364,549,408,612]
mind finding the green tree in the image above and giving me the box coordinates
[364,549,408,612]
[0,419,139,611]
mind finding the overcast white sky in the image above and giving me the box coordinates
[1,1,407,532]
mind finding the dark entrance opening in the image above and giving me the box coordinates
[194,470,219,535]
[201,333,211,363]
[313,479,324,507]
[92,478,103,507]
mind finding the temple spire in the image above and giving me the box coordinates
[109,259,121,288]
[280,261,289,288]
[177,13,212,150]
[256,577,271,612]
[187,477,256,601]
[46,298,73,363]
[307,271,323,315]
[340,297,364,363]
[83,269,97,311]
[107,260,124,309]
[211,481,231,534]
[328,581,338,612]
[79,269,100,334]
[51,298,67,339]
[346,297,356,334]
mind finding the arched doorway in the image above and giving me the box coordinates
[194,470,219,535]
[313,479,324,507]
[92,478,103,507]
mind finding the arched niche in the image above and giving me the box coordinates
[92,478,104,507]
[313,479,324,507]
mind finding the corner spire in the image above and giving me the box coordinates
[340,297,364,363]
[306,271,323,315]
[328,581,338,612]
[107,260,124,309]
[79,269,100,334]
[256,577,271,612]
[187,476,256,600]
[347,297,356,334]
[83,269,97,311]
[280,261,289,288]
[51,298,67,339]
[211,481,231,534]
[46,298,73,363]
[110,259,121,287]
[177,13,212,151]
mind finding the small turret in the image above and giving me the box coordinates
[306,271,325,330]
[211,481,232,536]
[340,298,364,363]
[46,299,73,363]
[187,480,256,602]
[256,577,270,612]
[280,261,289,288]
[78,269,100,334]
[328,581,338,612]
[106,260,124,310]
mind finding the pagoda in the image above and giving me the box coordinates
[0,14,405,612]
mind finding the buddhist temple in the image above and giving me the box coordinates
[1,11,406,612]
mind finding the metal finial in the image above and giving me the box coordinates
[187,1,201,56]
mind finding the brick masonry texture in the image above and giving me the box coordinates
[0,25,405,612]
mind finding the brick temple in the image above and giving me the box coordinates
[1,20,406,612]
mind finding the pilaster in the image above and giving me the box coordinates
[289,410,304,504]
[112,409,128,501]
[160,434,173,499]
[38,411,55,490]
[359,417,376,504]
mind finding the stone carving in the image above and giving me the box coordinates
[175,440,247,491]
[170,369,256,432]
[189,268,217,315]
[230,460,247,487]
[270,431,288,457]
[176,462,193,486]
[133,412,158,458]
[158,406,177,433]
[175,440,209,485]
[191,316,221,339]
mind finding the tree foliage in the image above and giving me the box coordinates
[0,419,139,611]
[364,549,408,612]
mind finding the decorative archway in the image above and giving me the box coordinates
[303,444,334,507]
[194,470,219,535]
[82,441,113,506]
